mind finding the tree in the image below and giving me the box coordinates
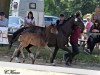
[0,0,11,17]
[44,0,100,17]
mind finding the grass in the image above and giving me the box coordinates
[0,45,100,64]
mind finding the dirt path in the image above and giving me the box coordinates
[0,55,100,71]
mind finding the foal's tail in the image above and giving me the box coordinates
[9,27,26,49]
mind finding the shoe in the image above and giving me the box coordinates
[65,61,71,66]
[84,49,91,55]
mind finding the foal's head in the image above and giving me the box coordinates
[46,24,58,34]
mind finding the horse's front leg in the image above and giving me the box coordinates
[32,47,40,64]
[62,46,72,66]
[50,46,59,65]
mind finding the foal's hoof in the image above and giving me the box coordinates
[23,61,25,63]
[32,60,35,64]
[17,62,21,63]
[22,59,25,63]
[51,63,56,66]
[32,61,35,64]
[32,62,35,64]
[10,58,13,62]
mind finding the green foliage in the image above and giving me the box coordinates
[44,0,100,17]
[75,53,100,63]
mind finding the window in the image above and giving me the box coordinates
[29,3,36,9]
[44,17,53,21]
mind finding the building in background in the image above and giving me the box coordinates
[10,0,44,27]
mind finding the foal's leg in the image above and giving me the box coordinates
[44,45,53,60]
[50,46,59,65]
[25,45,35,64]
[10,45,23,62]
[10,48,19,62]
[32,47,40,64]
[15,50,21,63]
[19,46,25,63]
[45,45,53,53]
[15,44,33,63]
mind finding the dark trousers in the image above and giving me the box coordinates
[87,35,100,54]
[71,43,79,59]
[64,42,79,63]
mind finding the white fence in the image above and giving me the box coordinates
[0,27,9,44]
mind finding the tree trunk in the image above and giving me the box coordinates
[0,0,11,18]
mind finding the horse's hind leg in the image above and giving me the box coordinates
[19,46,25,63]
[15,50,21,63]
[10,45,23,63]
[10,44,25,63]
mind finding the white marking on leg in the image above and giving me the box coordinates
[19,45,25,63]
[11,48,18,58]
[29,53,34,59]
[20,49,25,59]
[15,57,20,63]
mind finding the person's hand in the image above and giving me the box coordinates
[92,29,99,32]
[29,22,33,24]
[83,29,87,33]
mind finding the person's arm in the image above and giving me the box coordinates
[31,18,35,25]
[24,17,31,27]
[89,25,99,33]
[24,17,27,25]
[89,25,94,33]
[0,19,8,27]
[5,18,8,27]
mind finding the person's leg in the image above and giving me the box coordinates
[70,43,79,63]
[62,46,72,66]
[64,42,79,64]
[90,35,100,53]
[85,35,100,54]
[85,35,96,54]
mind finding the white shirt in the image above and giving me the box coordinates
[25,17,35,25]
